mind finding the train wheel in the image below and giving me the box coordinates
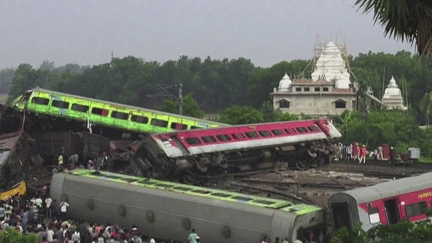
[181,173,198,184]
[296,161,308,170]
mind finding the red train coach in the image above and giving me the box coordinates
[328,172,432,232]
[131,119,341,182]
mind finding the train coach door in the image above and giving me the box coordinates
[331,202,351,231]
[384,199,400,225]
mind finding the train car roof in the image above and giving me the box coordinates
[63,169,321,216]
[329,172,432,204]
[27,87,227,126]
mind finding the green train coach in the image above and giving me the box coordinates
[50,169,327,242]
[11,88,226,134]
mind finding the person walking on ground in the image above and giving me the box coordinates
[390,146,396,167]
[359,145,367,164]
[188,229,199,243]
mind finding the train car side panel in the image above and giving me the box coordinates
[52,173,281,243]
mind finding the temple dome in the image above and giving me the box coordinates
[311,41,351,89]
[383,76,402,98]
[278,73,292,91]
[382,76,407,110]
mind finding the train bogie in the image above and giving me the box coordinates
[51,169,326,243]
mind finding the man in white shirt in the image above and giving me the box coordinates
[60,201,69,221]
[45,197,53,219]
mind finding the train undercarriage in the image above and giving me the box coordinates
[129,136,338,184]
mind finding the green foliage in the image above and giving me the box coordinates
[0,68,15,94]
[159,93,205,118]
[332,220,432,243]
[354,0,432,56]
[339,110,420,152]
[259,101,299,122]
[0,227,38,243]
[219,105,264,124]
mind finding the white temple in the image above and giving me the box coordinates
[278,73,292,91]
[311,42,351,89]
[382,76,407,110]
[270,41,357,117]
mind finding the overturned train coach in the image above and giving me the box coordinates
[130,119,341,180]
[51,169,327,243]
[328,172,432,232]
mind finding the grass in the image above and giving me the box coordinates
[418,156,432,164]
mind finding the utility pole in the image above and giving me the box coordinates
[178,83,183,115]
[147,83,183,115]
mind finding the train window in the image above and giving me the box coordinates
[231,133,246,139]
[131,115,149,124]
[253,199,275,205]
[185,137,201,145]
[151,119,168,127]
[405,202,428,218]
[111,111,129,120]
[31,97,49,105]
[92,107,109,116]
[52,100,70,109]
[171,122,188,130]
[232,196,252,201]
[201,136,217,143]
[271,129,284,136]
[71,104,89,112]
[308,126,320,131]
[173,186,191,191]
[245,131,259,138]
[284,128,296,134]
[154,183,173,188]
[258,130,272,137]
[296,127,308,133]
[211,192,231,198]
[368,207,380,224]
[136,180,154,185]
[100,175,122,180]
[192,190,211,194]
[190,126,200,129]
[216,134,231,141]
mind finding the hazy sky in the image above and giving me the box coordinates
[0,0,415,69]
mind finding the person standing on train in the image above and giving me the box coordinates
[390,146,396,167]
[188,229,199,243]
[359,145,367,164]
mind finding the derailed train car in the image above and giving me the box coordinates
[9,88,226,136]
[328,172,432,232]
[51,169,328,243]
[0,132,29,200]
[130,119,341,181]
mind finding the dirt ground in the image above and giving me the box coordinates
[217,161,432,209]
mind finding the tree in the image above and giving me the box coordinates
[0,68,15,94]
[354,0,432,56]
[159,93,205,118]
[219,105,264,124]
[0,227,38,243]
[419,91,432,125]
[7,64,50,103]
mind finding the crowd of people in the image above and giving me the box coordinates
[0,187,192,243]
[339,143,398,166]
